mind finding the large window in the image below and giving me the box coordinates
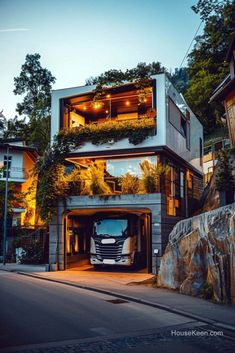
[62,83,155,129]
[106,156,156,178]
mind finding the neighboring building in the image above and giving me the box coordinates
[0,139,38,227]
[50,73,203,273]
[210,32,235,146]
[203,130,231,186]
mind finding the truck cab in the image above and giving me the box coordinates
[90,216,138,266]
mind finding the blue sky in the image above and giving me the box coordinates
[0,0,202,119]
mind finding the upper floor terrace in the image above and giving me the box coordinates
[51,74,203,173]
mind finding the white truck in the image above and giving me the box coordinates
[90,216,140,266]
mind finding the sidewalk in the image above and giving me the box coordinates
[1,263,235,331]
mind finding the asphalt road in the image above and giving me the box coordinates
[0,270,234,353]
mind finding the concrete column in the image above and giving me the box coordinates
[49,206,65,271]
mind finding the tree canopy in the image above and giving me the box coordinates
[185,0,235,133]
[171,68,189,94]
[13,53,56,154]
[0,110,28,140]
[86,62,166,87]
[0,179,24,228]
[14,53,55,118]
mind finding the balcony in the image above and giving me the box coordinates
[58,116,156,149]
[58,82,157,153]
[0,167,29,181]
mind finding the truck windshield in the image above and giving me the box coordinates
[94,219,128,237]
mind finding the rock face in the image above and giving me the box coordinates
[158,203,235,303]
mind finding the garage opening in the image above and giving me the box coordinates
[63,208,152,273]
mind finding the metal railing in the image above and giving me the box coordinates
[0,167,29,180]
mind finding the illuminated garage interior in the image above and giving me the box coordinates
[63,208,152,272]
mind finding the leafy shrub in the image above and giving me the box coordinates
[80,162,112,195]
[19,242,44,264]
[216,149,235,192]
[140,160,169,193]
[119,173,140,194]
[58,117,156,146]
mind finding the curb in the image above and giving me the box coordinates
[11,270,235,334]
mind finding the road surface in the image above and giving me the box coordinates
[0,270,234,353]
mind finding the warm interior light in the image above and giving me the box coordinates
[93,102,101,109]
[83,106,87,110]
[125,101,130,106]
[106,94,111,98]
[105,110,109,114]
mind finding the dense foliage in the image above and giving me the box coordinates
[171,68,189,94]
[0,111,27,139]
[140,160,169,193]
[120,173,140,194]
[216,150,235,192]
[13,53,56,154]
[86,62,166,88]
[58,117,156,146]
[0,179,24,227]
[185,0,235,133]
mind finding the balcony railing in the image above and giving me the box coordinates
[0,167,29,180]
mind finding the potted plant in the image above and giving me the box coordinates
[140,160,169,193]
[80,162,112,195]
[119,173,140,194]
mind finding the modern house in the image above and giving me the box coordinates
[0,139,38,227]
[49,73,203,273]
[210,32,235,146]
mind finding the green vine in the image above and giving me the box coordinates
[58,117,156,146]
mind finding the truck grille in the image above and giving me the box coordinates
[95,240,124,261]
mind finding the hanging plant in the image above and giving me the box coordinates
[58,117,156,147]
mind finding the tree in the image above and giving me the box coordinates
[191,0,228,20]
[0,111,28,139]
[185,1,235,133]
[0,181,24,227]
[13,53,56,154]
[216,150,235,192]
[171,67,189,94]
[86,62,166,87]
[216,149,235,205]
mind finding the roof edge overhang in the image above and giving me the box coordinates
[209,76,235,103]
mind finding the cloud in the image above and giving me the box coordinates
[0,28,30,33]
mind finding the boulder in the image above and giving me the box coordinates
[158,203,235,303]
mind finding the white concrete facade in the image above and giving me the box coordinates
[51,74,203,174]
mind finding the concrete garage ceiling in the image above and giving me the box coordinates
[66,208,151,217]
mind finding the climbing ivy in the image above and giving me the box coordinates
[57,117,156,146]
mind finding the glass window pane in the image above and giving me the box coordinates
[106,156,156,177]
